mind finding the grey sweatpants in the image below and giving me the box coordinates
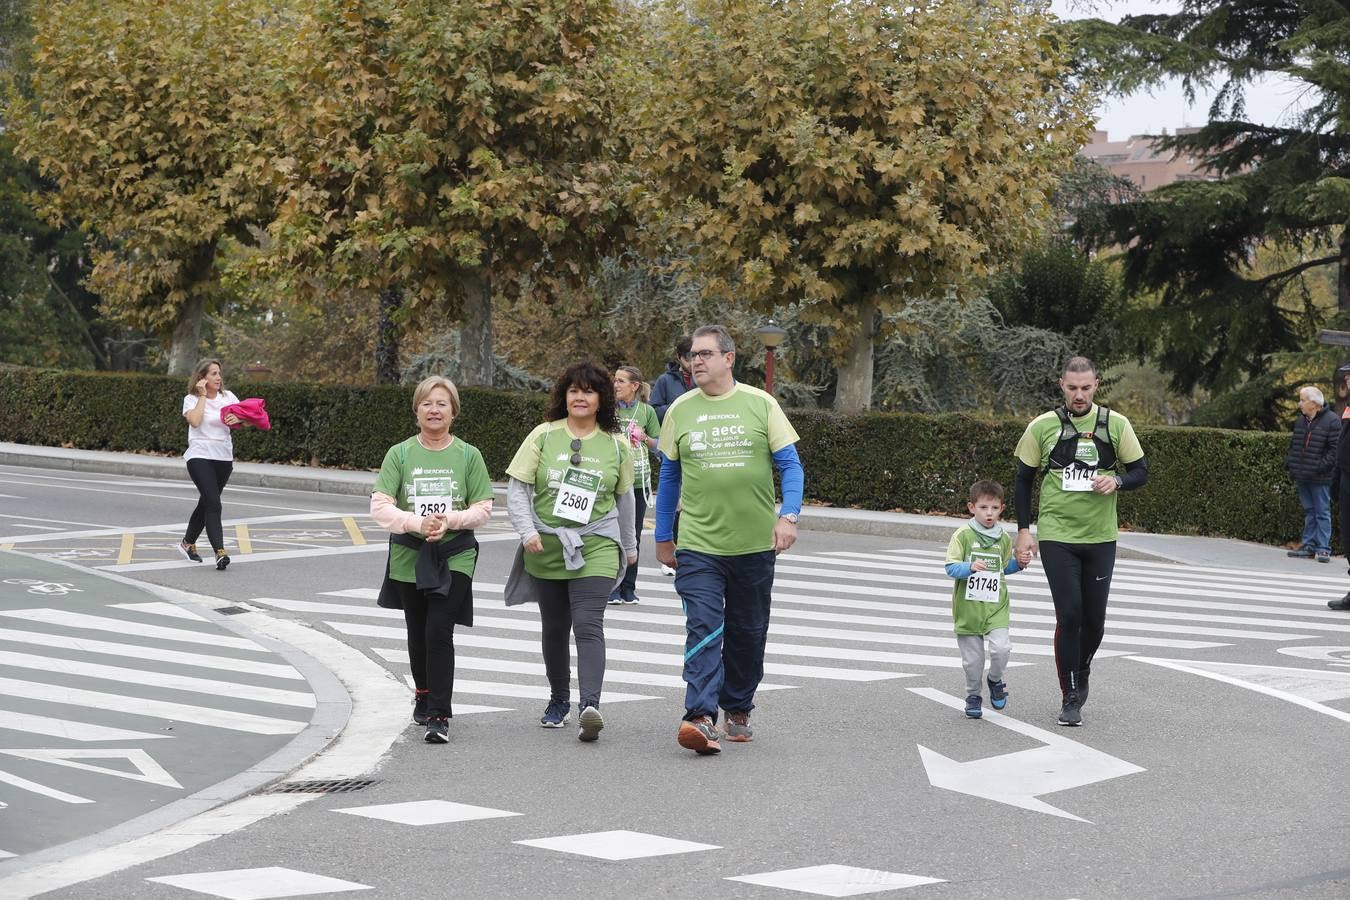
[957,628,1011,697]
[535,575,612,708]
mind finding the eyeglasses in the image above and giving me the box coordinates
[689,349,721,361]
[570,438,582,467]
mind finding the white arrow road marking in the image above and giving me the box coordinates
[0,749,182,789]
[1130,656,1350,722]
[910,687,1145,823]
[0,768,92,804]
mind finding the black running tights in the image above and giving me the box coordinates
[1039,540,1116,694]
[185,458,233,552]
[398,573,469,719]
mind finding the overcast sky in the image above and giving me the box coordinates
[1052,0,1313,138]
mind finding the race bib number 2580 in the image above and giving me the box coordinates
[552,467,601,525]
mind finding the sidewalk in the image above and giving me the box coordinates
[2,441,1331,573]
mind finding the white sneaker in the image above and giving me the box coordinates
[660,564,676,576]
[577,705,604,742]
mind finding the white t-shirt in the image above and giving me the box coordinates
[182,390,239,462]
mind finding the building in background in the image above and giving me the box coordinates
[1080,128,1218,191]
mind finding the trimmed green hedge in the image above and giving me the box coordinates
[0,367,1301,544]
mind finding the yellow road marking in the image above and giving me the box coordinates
[117,533,135,565]
[343,517,367,546]
[235,524,252,555]
[0,543,13,551]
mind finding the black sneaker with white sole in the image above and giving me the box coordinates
[424,716,449,743]
[215,550,230,571]
[412,690,429,726]
[177,541,203,563]
[540,699,570,728]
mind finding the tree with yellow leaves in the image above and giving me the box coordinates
[627,0,1091,410]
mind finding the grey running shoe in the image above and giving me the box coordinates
[577,705,604,742]
[677,715,721,755]
[724,710,753,741]
[1057,692,1083,727]
[1317,550,1332,563]
[1288,546,1315,558]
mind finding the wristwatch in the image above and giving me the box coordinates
[779,513,799,525]
[1113,476,1123,489]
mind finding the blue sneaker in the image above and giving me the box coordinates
[540,699,570,728]
[987,678,1008,710]
[964,694,982,719]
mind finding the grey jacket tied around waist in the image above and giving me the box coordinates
[504,478,636,607]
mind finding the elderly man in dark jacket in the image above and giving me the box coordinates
[1287,385,1340,563]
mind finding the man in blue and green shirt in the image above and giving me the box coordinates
[655,324,805,756]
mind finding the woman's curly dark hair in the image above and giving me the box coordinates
[545,361,619,433]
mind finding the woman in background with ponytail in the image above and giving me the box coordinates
[612,366,660,604]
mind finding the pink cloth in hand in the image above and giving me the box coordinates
[220,397,271,430]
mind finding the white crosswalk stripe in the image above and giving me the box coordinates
[242,540,1344,715]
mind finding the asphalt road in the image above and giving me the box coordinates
[2,462,1350,899]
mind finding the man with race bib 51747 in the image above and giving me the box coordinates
[1013,356,1148,727]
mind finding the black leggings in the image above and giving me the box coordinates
[535,575,611,708]
[397,573,470,719]
[1339,483,1350,568]
[1039,540,1116,694]
[185,458,233,552]
[618,490,648,596]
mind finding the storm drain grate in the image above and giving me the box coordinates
[267,779,379,795]
[214,606,249,616]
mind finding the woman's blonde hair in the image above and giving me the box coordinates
[616,365,650,403]
[412,375,462,420]
[186,358,223,395]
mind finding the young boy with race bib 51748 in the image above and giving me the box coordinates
[944,479,1025,719]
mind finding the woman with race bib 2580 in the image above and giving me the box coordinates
[504,362,637,743]
[1013,356,1148,727]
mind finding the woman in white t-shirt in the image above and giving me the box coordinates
[179,358,243,570]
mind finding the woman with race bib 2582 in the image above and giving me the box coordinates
[1013,356,1148,727]
[369,376,495,745]
[504,362,637,743]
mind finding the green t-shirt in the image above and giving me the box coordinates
[659,383,800,556]
[946,525,1013,635]
[1014,404,1144,544]
[616,400,661,488]
[372,436,495,583]
[505,420,634,580]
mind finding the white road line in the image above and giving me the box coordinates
[450,680,658,702]
[0,609,265,652]
[104,532,521,572]
[0,651,315,708]
[1129,656,1350,725]
[0,678,306,735]
[109,602,205,621]
[0,627,302,679]
[0,710,173,742]
[1,523,62,531]
[0,512,343,545]
[371,648,794,691]
[0,476,349,516]
[0,769,92,805]
[431,635,911,682]
[325,620,999,669]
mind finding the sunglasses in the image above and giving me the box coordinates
[570,438,582,467]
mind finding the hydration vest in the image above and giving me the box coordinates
[1043,405,1116,474]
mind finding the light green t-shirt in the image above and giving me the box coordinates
[372,436,494,582]
[505,420,634,580]
[616,400,661,488]
[946,525,1013,635]
[1014,404,1144,544]
[659,383,800,556]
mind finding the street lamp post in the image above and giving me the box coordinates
[754,321,788,396]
